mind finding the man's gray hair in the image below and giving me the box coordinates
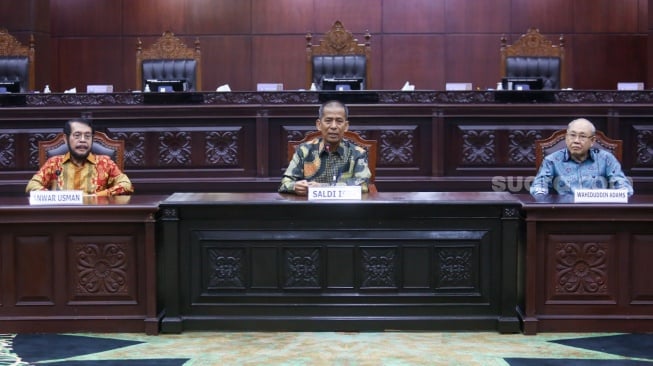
[318,100,349,120]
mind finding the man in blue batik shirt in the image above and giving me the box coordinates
[530,118,633,197]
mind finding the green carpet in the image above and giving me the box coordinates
[1,332,651,365]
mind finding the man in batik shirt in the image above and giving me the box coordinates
[26,118,133,196]
[279,100,371,195]
[530,118,633,196]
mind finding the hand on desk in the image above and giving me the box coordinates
[294,180,320,196]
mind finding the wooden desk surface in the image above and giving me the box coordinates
[0,195,166,223]
[163,191,520,204]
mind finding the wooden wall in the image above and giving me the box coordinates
[0,0,649,93]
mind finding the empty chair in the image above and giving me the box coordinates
[136,31,202,92]
[0,28,35,92]
[305,20,371,91]
[500,28,565,90]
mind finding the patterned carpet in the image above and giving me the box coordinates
[1,332,651,365]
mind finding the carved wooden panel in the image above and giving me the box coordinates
[68,235,136,302]
[545,234,617,303]
[633,126,653,167]
[0,132,15,169]
[191,229,489,297]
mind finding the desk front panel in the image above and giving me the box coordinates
[158,191,522,333]
[0,195,164,334]
[519,194,653,334]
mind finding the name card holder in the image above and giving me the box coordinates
[573,189,629,203]
[308,186,362,201]
[29,190,84,205]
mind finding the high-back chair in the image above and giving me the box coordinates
[500,28,565,89]
[38,131,125,171]
[136,31,201,92]
[287,130,377,193]
[305,20,371,91]
[0,28,35,92]
[534,129,622,172]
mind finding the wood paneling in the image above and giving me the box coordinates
[573,0,641,33]
[187,0,251,34]
[445,35,500,90]
[0,0,649,95]
[122,0,188,36]
[383,35,444,90]
[313,0,383,34]
[445,0,511,34]
[0,1,34,30]
[520,194,653,334]
[572,35,647,89]
[202,36,252,91]
[50,0,121,36]
[510,0,574,34]
[252,0,312,34]
[0,196,163,334]
[56,38,124,92]
[383,0,445,33]
[252,36,304,91]
[158,191,522,333]
[2,91,653,196]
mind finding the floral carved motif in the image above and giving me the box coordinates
[361,248,396,288]
[113,132,145,167]
[285,248,320,287]
[159,131,191,166]
[77,243,128,295]
[380,130,414,165]
[436,247,474,288]
[508,130,542,165]
[635,129,653,166]
[206,131,239,166]
[208,248,245,289]
[462,130,496,164]
[555,241,608,294]
[0,133,15,168]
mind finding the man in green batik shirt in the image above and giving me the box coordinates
[279,100,371,195]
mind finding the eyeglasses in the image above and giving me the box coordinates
[566,133,593,142]
[71,132,93,140]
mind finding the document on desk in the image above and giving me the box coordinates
[29,190,84,205]
[573,189,629,203]
[308,186,362,201]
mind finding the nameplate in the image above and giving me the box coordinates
[29,190,84,205]
[308,186,362,201]
[573,189,629,203]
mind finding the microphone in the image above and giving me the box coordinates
[53,169,61,191]
[325,144,330,154]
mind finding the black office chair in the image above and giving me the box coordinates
[0,28,35,92]
[136,31,202,92]
[500,28,565,90]
[305,20,371,91]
